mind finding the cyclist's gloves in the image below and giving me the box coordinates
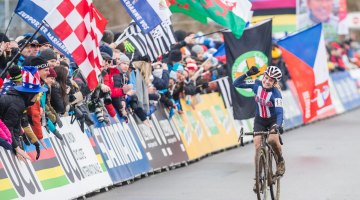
[270,124,279,133]
[246,66,259,77]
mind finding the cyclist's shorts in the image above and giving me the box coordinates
[253,116,276,133]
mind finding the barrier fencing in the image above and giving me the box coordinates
[1,70,360,199]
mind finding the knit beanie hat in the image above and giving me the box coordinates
[99,44,113,58]
[191,45,204,54]
[48,67,57,78]
[119,53,130,63]
[9,66,22,82]
[30,57,49,70]
[169,50,182,63]
[40,48,57,61]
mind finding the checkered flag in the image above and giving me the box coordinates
[45,0,107,90]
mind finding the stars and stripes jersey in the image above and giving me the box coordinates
[233,74,284,126]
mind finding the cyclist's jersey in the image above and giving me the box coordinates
[233,74,283,126]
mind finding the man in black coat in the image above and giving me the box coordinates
[0,66,47,161]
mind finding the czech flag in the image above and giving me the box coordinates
[278,24,332,123]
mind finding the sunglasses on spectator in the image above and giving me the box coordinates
[42,43,53,49]
[30,44,41,48]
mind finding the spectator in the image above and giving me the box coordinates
[27,57,50,141]
[41,67,63,140]
[37,35,52,52]
[0,66,47,161]
[51,66,70,114]
[40,48,59,68]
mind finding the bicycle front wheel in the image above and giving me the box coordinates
[269,151,280,200]
[255,148,269,200]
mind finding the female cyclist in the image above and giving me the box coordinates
[233,66,285,177]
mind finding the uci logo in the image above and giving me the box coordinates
[232,51,268,97]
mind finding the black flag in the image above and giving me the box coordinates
[223,19,272,120]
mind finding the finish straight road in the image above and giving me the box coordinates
[90,109,360,200]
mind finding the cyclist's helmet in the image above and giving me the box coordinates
[265,66,282,82]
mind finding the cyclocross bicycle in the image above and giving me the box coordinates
[239,127,283,200]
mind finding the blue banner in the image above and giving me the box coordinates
[90,114,151,183]
[15,0,73,60]
[331,71,360,110]
[118,0,162,33]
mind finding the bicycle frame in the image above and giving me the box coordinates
[239,128,281,200]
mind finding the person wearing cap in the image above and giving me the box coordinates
[102,50,127,121]
[36,35,52,52]
[29,40,41,57]
[16,37,35,66]
[40,48,59,68]
[0,66,47,161]
[0,65,22,95]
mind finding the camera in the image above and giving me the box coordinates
[103,92,112,105]
[95,105,105,123]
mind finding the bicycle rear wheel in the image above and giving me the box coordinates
[268,151,280,200]
[255,148,269,200]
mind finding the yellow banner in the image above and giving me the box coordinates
[173,93,239,159]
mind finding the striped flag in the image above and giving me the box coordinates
[116,18,176,62]
[44,0,107,91]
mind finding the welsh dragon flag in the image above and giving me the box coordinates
[168,0,252,38]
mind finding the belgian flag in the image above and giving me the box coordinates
[223,19,272,120]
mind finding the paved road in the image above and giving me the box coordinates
[90,109,360,200]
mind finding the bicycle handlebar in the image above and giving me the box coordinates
[239,128,283,146]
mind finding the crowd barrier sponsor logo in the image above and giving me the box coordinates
[349,69,360,93]
[282,81,303,129]
[91,114,151,183]
[181,93,239,152]
[0,116,112,199]
[331,71,360,110]
[130,105,188,169]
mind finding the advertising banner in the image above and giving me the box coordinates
[195,93,239,151]
[90,114,151,183]
[151,104,188,165]
[130,113,176,170]
[171,110,210,160]
[0,116,113,200]
[330,71,360,110]
[282,81,303,129]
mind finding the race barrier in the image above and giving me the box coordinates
[1,70,360,199]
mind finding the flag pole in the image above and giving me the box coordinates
[193,28,229,39]
[4,12,15,36]
[0,21,45,79]
[0,11,15,42]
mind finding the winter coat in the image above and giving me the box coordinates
[27,100,43,139]
[51,81,68,114]
[0,89,26,148]
[152,70,170,90]
[0,119,12,146]
[103,67,125,98]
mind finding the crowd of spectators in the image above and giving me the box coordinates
[0,27,359,161]
[0,29,229,161]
